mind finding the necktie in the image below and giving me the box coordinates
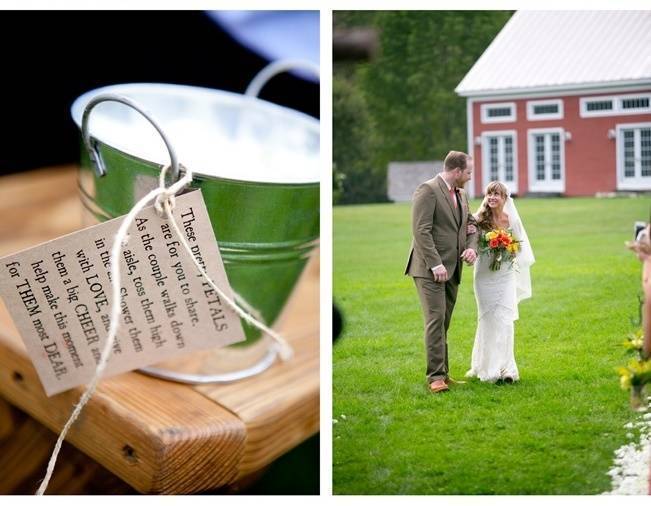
[449,187,457,208]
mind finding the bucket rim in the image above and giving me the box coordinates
[71,82,320,185]
[83,139,321,189]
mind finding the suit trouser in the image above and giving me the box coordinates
[413,275,459,383]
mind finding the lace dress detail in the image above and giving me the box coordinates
[466,217,522,383]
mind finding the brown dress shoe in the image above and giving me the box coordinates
[429,379,449,393]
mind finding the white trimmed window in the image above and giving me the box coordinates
[616,122,651,190]
[527,127,565,193]
[580,93,651,117]
[481,130,518,196]
[526,99,563,121]
[480,102,516,124]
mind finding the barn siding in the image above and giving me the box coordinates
[470,89,651,196]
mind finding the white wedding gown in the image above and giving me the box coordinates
[466,205,534,383]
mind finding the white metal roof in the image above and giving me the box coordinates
[455,11,651,98]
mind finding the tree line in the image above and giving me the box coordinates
[334,11,513,204]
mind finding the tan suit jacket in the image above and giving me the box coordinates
[404,175,478,283]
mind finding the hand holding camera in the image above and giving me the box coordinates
[626,221,651,262]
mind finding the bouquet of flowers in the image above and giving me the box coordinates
[617,328,651,410]
[478,228,521,271]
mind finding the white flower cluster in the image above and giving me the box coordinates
[603,410,651,495]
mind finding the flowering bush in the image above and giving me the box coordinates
[617,328,651,410]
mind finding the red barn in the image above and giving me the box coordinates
[456,11,651,198]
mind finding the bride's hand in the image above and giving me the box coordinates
[467,224,477,235]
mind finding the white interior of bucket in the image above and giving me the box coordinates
[71,83,319,184]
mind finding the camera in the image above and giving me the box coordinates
[635,221,649,242]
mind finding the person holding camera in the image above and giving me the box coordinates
[627,219,651,495]
[628,219,651,359]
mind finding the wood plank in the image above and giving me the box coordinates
[0,415,55,493]
[0,315,247,493]
[36,444,103,495]
[0,166,82,258]
[0,402,137,494]
[0,397,14,440]
[196,252,320,477]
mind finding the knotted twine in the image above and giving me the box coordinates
[36,165,293,494]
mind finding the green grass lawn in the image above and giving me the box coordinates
[333,197,650,495]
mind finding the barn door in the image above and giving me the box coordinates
[528,128,565,193]
[481,131,518,195]
[617,123,651,190]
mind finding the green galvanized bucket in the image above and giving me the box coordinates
[70,77,319,383]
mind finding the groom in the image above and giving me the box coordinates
[405,151,478,394]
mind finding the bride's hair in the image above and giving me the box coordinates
[475,181,509,231]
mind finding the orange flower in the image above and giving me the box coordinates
[489,238,499,249]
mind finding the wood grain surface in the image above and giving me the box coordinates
[0,166,320,494]
[0,402,136,494]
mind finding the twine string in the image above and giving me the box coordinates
[154,166,293,361]
[37,165,292,494]
[36,184,166,495]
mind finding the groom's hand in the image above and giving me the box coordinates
[431,264,448,282]
[461,249,477,265]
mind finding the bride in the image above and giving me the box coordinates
[465,181,535,384]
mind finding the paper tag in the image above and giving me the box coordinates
[0,189,245,396]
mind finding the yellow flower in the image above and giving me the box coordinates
[617,366,632,389]
[486,231,498,240]
[624,334,644,351]
[620,374,632,390]
[629,359,647,374]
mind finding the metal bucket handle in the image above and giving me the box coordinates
[81,93,181,183]
[244,59,320,98]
